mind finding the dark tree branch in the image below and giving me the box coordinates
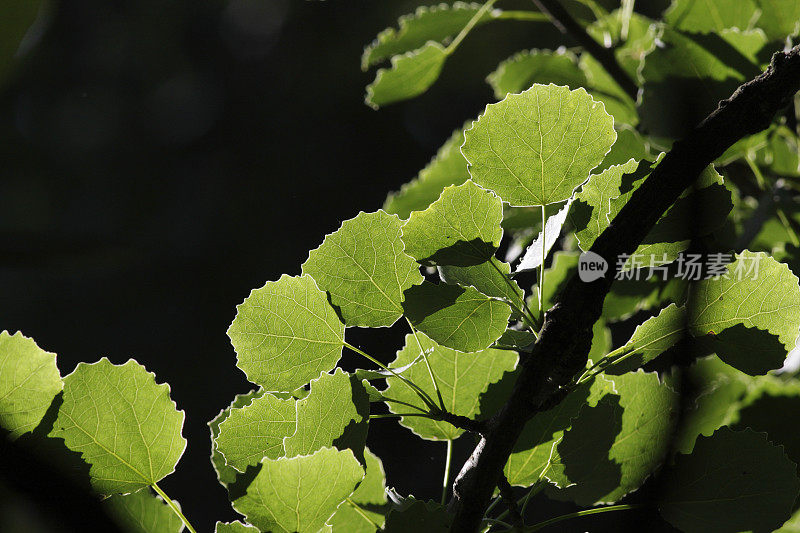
[449,44,800,532]
[532,0,639,101]
[497,475,524,527]
[437,411,486,435]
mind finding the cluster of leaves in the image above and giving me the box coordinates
[3,1,800,532]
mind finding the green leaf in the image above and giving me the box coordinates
[486,48,587,99]
[674,355,752,454]
[52,358,186,494]
[528,251,579,317]
[215,522,258,533]
[658,427,800,533]
[604,304,687,374]
[365,43,448,109]
[284,369,369,462]
[383,498,451,532]
[362,2,488,70]
[303,211,423,327]
[578,54,639,127]
[687,251,800,352]
[228,274,345,391]
[384,332,517,440]
[547,371,679,505]
[439,257,525,315]
[491,328,537,351]
[384,125,470,219]
[215,391,295,473]
[597,126,652,172]
[402,281,511,352]
[586,10,658,81]
[731,376,800,473]
[603,276,677,322]
[401,180,503,266]
[505,376,614,487]
[0,331,62,440]
[462,83,616,206]
[232,447,364,533]
[626,168,732,266]
[664,0,758,33]
[754,0,800,40]
[599,160,732,267]
[209,389,265,487]
[104,489,184,533]
[328,448,389,532]
[515,199,572,273]
[640,28,768,138]
[569,159,640,250]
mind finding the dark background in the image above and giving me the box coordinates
[1,0,672,530]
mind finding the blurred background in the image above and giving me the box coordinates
[0,0,672,530]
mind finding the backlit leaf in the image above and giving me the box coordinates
[384,125,469,219]
[209,389,265,488]
[462,84,616,206]
[401,180,503,267]
[104,489,184,533]
[362,2,488,69]
[228,274,345,391]
[284,369,369,462]
[659,428,800,533]
[505,376,614,487]
[604,304,687,374]
[328,448,389,532]
[486,48,587,99]
[303,211,423,327]
[687,251,800,352]
[547,371,679,505]
[385,332,517,440]
[515,199,572,273]
[52,358,186,494]
[232,447,363,533]
[215,390,295,473]
[439,257,525,315]
[0,331,62,440]
[664,0,758,33]
[365,43,447,109]
[402,281,511,352]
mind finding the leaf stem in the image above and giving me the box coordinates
[369,412,435,419]
[538,205,547,317]
[381,396,431,413]
[407,318,447,411]
[521,503,645,531]
[495,10,549,22]
[619,0,635,41]
[346,497,382,529]
[441,439,454,505]
[344,341,439,411]
[151,483,197,533]
[488,258,539,338]
[446,0,498,55]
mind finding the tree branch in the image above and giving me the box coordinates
[437,411,487,435]
[449,44,800,532]
[532,0,639,100]
[497,474,524,527]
